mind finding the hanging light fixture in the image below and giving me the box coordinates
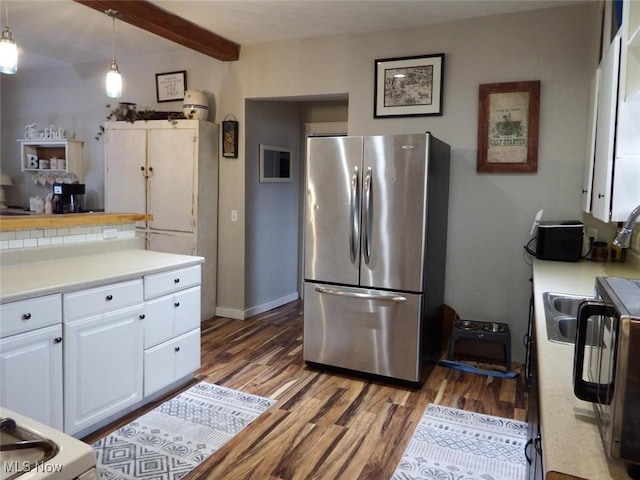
[105,10,122,98]
[0,2,18,74]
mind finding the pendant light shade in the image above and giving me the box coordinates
[105,13,122,98]
[0,3,18,74]
[106,61,122,98]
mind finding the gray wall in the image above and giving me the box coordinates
[245,100,302,315]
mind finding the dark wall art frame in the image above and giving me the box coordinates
[374,53,445,118]
[155,70,187,103]
[477,80,540,173]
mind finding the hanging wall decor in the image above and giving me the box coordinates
[222,115,239,158]
[477,80,540,173]
[374,53,445,118]
[156,70,187,102]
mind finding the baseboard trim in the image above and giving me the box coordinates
[214,307,246,320]
[245,292,299,318]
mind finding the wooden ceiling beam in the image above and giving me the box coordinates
[74,0,240,61]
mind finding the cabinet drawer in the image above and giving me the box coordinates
[144,328,201,397]
[0,294,62,338]
[63,279,143,322]
[144,265,201,300]
[144,286,201,349]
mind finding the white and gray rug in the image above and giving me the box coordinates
[92,382,275,480]
[392,404,528,480]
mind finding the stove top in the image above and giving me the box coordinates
[0,408,97,480]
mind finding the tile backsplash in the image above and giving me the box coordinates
[0,223,137,250]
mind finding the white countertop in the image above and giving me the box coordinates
[0,249,204,304]
[532,257,640,480]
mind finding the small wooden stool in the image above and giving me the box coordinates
[448,320,511,371]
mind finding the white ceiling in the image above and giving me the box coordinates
[7,0,587,69]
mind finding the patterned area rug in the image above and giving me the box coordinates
[392,404,528,480]
[92,382,275,480]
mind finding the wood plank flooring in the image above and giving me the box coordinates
[83,300,527,480]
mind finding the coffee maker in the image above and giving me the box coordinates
[52,183,85,214]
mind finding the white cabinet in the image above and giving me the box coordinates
[584,11,640,223]
[19,139,84,179]
[104,120,218,319]
[0,325,64,430]
[143,265,201,397]
[63,280,144,435]
[0,294,63,430]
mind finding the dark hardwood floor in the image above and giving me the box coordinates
[83,300,527,480]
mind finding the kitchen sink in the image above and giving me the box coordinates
[542,292,597,345]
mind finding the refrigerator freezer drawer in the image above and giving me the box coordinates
[303,282,422,382]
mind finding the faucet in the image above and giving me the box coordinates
[613,204,640,248]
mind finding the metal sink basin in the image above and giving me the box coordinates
[542,292,596,345]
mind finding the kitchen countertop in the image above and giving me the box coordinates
[532,255,640,480]
[0,212,152,231]
[0,249,204,304]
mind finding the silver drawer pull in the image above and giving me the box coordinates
[315,286,406,302]
[22,313,32,320]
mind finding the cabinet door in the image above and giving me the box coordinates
[144,286,201,349]
[64,305,144,435]
[144,328,201,397]
[105,127,147,226]
[0,325,63,430]
[148,128,196,233]
[582,68,600,213]
[591,36,621,222]
[148,231,195,255]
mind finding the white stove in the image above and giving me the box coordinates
[0,408,98,480]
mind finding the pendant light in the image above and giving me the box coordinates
[0,2,18,74]
[105,10,122,98]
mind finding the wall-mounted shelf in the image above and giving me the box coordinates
[18,139,84,180]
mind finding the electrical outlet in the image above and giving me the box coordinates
[103,228,118,239]
[231,210,238,222]
[587,227,598,240]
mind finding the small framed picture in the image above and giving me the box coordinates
[222,120,239,158]
[374,53,445,118]
[155,70,187,103]
[259,145,291,183]
[477,80,540,173]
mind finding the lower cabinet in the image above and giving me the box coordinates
[144,329,201,396]
[64,304,144,435]
[0,324,64,430]
[525,306,543,480]
[63,279,145,436]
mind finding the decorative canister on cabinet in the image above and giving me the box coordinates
[183,90,209,120]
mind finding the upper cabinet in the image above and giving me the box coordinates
[19,139,84,180]
[622,0,639,100]
[583,0,640,223]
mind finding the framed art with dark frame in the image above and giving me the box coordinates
[477,80,540,173]
[374,53,444,118]
[155,70,187,103]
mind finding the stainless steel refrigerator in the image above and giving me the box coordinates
[303,133,450,384]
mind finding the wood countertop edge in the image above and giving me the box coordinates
[0,213,152,231]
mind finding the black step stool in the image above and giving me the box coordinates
[448,320,511,371]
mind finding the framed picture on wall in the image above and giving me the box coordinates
[155,70,187,102]
[477,80,540,173]
[374,53,445,118]
[259,145,291,183]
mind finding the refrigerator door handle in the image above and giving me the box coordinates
[363,167,373,265]
[349,166,360,263]
[315,286,407,302]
